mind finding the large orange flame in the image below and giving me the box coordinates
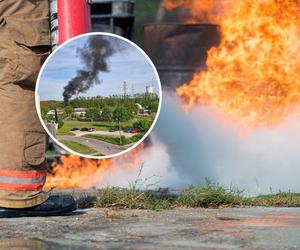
[176,0,300,126]
[165,0,233,24]
[45,143,145,189]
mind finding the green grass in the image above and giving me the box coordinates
[93,153,105,156]
[93,180,300,210]
[83,134,132,146]
[129,134,144,143]
[175,181,246,208]
[247,192,300,207]
[60,140,97,155]
[57,120,134,135]
[84,133,144,145]
[96,187,174,210]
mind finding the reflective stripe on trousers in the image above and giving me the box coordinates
[0,170,47,191]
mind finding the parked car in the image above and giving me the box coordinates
[110,127,118,132]
[131,128,141,133]
[71,128,79,131]
[80,127,95,132]
[126,128,133,133]
[126,128,141,133]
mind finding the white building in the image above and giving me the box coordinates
[47,110,56,116]
[136,103,149,116]
[74,107,86,117]
[146,85,154,95]
[135,103,143,110]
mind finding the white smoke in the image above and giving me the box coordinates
[150,92,300,195]
[98,134,178,189]
[99,91,300,195]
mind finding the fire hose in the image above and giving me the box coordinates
[50,0,92,49]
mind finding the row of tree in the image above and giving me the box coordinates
[41,94,159,117]
[68,94,159,113]
[84,105,134,122]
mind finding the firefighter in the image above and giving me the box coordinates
[0,0,76,216]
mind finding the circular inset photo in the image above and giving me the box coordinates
[36,33,161,159]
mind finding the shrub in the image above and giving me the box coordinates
[133,119,151,132]
[58,119,64,129]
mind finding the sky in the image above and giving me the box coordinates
[38,35,160,101]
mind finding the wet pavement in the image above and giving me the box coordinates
[0,207,300,249]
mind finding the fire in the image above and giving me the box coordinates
[44,155,111,189]
[165,0,233,24]
[176,0,300,126]
[45,143,145,189]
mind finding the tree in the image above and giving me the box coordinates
[113,106,131,144]
[101,106,113,122]
[85,107,100,121]
[58,119,64,129]
[113,106,131,122]
[123,101,138,118]
[41,105,50,120]
[64,106,74,116]
[148,99,159,113]
[133,119,152,132]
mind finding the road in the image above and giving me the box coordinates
[73,130,134,138]
[57,135,133,155]
[1,206,300,249]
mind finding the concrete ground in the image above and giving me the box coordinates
[73,130,134,138]
[1,207,300,249]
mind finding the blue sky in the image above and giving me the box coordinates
[38,35,160,101]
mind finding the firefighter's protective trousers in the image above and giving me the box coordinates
[0,0,50,208]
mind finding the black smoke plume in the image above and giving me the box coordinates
[63,36,117,105]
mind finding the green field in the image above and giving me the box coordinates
[129,134,144,142]
[84,133,144,146]
[60,140,97,155]
[57,120,135,135]
[83,134,130,145]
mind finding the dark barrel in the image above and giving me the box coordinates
[144,24,220,89]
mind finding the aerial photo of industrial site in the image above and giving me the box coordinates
[37,34,160,157]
